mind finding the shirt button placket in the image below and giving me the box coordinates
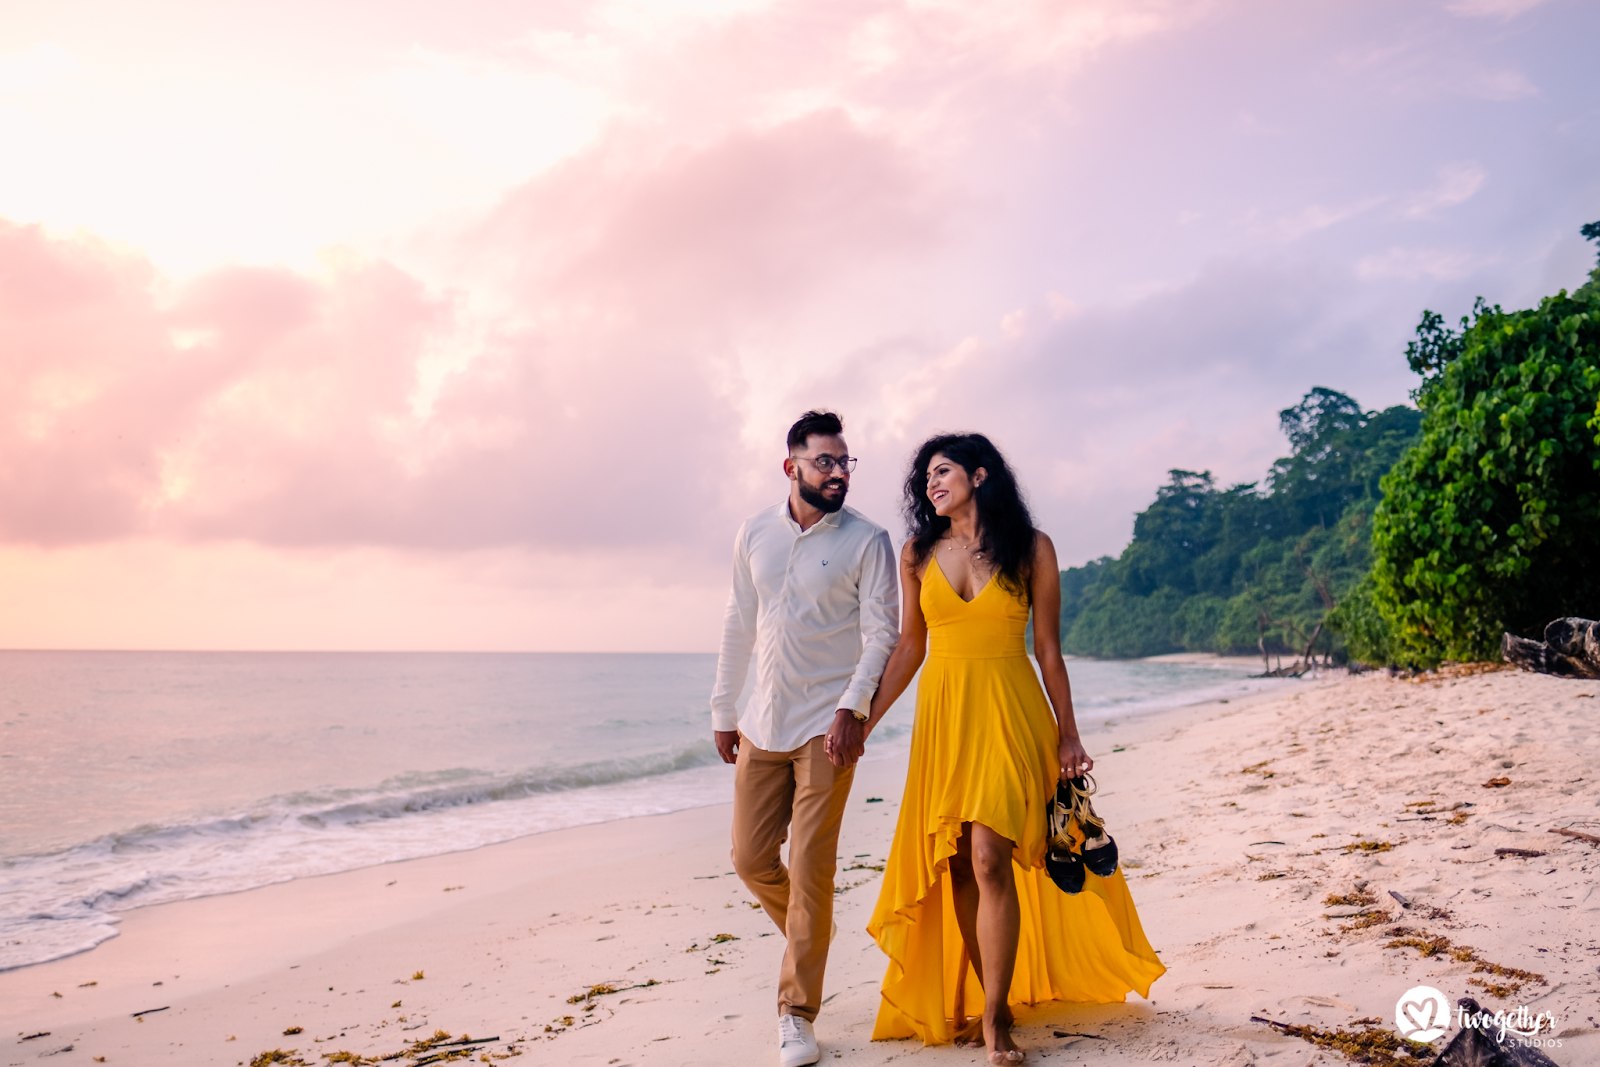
[773,532,803,724]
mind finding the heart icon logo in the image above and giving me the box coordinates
[1394,985,1451,1042]
[1401,998,1438,1032]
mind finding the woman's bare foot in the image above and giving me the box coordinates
[953,1016,984,1048]
[985,1012,1024,1065]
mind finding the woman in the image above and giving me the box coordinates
[862,433,1164,1064]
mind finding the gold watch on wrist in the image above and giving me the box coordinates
[846,707,869,723]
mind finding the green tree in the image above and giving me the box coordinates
[1122,470,1219,596]
[1059,387,1421,661]
[1328,574,1397,666]
[1270,398,1419,531]
[1404,300,1493,391]
[1370,227,1600,665]
[1278,387,1364,455]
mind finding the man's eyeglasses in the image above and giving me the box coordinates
[792,454,858,474]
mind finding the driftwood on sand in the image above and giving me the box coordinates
[1501,617,1600,679]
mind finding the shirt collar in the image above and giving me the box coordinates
[779,499,844,534]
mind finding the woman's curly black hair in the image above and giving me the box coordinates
[903,432,1037,602]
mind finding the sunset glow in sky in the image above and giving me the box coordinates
[3,0,1597,650]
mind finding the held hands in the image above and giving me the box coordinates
[714,730,740,765]
[1059,734,1093,781]
[823,709,867,767]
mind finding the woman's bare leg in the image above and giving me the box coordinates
[947,824,986,1047]
[970,821,1023,1064]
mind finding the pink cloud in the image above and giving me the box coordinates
[5,0,1592,655]
[0,107,940,556]
[0,224,468,547]
[784,250,1426,569]
[0,222,170,544]
[482,108,937,322]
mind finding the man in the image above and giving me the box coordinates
[711,409,898,1067]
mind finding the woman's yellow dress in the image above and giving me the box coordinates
[867,560,1166,1043]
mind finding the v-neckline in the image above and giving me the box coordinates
[931,555,994,605]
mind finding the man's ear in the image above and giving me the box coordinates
[783,457,797,480]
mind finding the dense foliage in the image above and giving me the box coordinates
[1058,388,1421,660]
[1056,223,1600,666]
[1365,236,1600,666]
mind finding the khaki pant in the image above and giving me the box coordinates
[731,733,856,1021]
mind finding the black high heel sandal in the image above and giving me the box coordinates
[1045,778,1087,893]
[1050,775,1120,883]
[1045,843,1086,893]
[1082,828,1119,877]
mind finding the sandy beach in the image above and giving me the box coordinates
[4,665,1597,1067]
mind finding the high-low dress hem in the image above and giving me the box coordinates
[866,561,1165,1045]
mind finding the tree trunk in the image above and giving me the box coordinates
[1297,620,1323,671]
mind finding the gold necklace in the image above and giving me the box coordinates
[944,533,983,556]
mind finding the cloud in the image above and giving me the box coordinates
[1468,67,1539,100]
[1336,38,1539,103]
[484,109,937,323]
[1403,161,1487,218]
[1255,196,1391,242]
[0,223,442,547]
[787,253,1425,566]
[0,107,943,561]
[1443,0,1548,19]
[0,217,749,556]
[5,0,1596,651]
[0,222,171,544]
[1354,246,1488,282]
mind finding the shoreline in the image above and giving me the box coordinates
[4,669,1597,1066]
[1,655,1268,976]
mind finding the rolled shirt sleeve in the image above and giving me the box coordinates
[838,528,898,714]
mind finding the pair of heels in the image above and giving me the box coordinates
[1045,775,1119,894]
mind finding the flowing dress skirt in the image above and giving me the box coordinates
[867,563,1165,1043]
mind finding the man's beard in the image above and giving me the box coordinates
[798,478,847,513]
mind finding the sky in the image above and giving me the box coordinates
[1,0,1597,651]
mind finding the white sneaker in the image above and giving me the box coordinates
[777,1013,820,1067]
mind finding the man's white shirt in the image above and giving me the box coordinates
[711,502,898,752]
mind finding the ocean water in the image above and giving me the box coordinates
[0,651,1271,971]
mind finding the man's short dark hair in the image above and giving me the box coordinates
[787,410,844,452]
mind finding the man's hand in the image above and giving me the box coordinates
[715,730,740,765]
[823,709,867,767]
